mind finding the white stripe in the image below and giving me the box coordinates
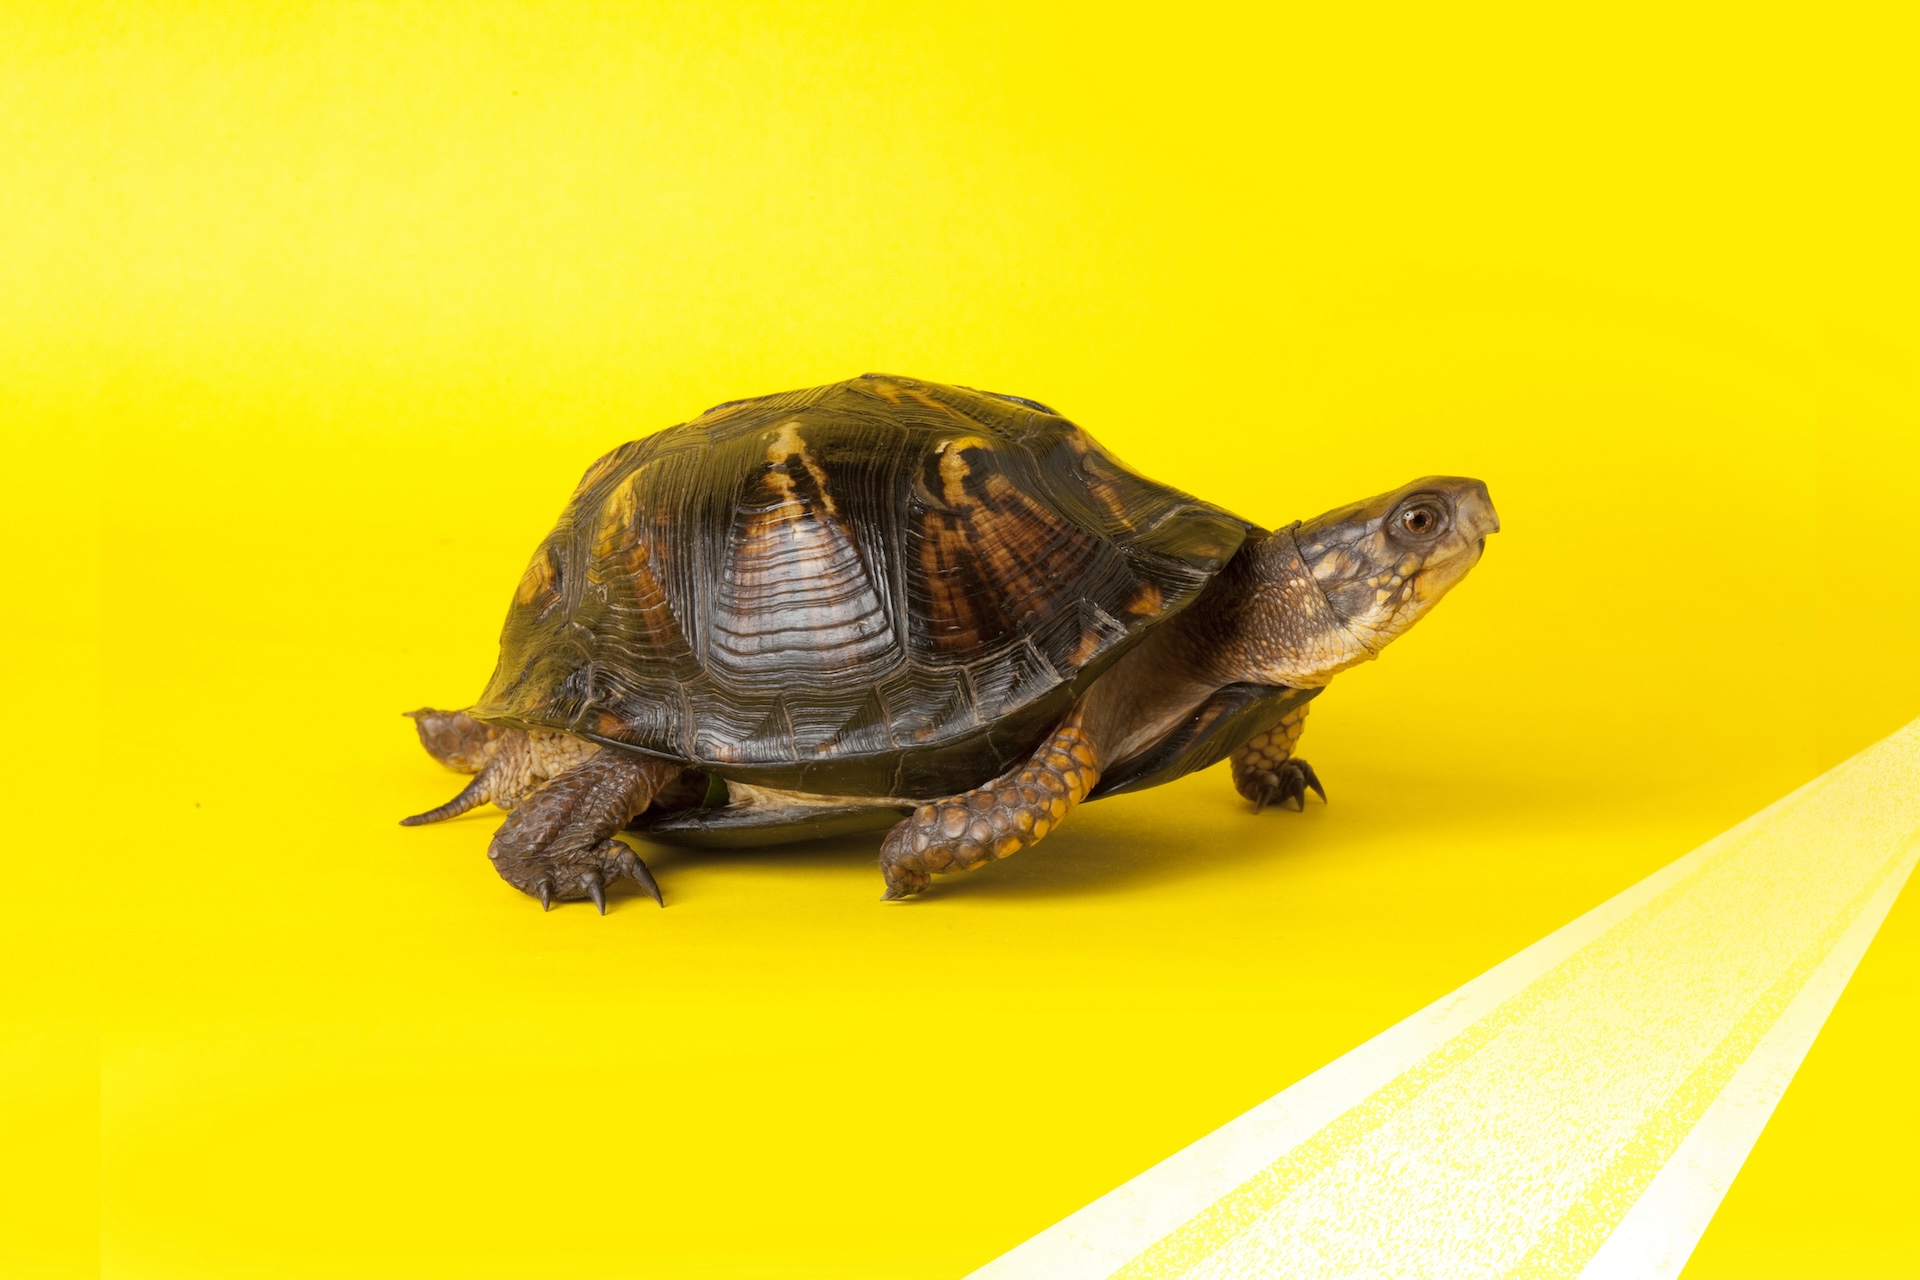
[1579,835,1917,1278]
[971,718,1920,1280]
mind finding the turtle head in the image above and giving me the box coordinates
[1233,476,1498,687]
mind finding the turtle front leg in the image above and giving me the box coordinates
[878,715,1102,900]
[1230,704,1324,812]
[486,749,680,912]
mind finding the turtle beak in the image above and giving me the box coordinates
[1457,480,1499,542]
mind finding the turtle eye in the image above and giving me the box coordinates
[1396,503,1444,539]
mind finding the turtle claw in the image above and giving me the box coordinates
[1298,761,1326,804]
[564,840,661,913]
[1248,759,1326,814]
[492,837,663,913]
[879,864,929,901]
[619,850,664,907]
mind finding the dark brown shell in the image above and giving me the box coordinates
[469,374,1250,797]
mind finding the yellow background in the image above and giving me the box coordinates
[5,3,1917,1276]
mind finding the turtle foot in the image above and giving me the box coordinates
[483,747,676,913]
[496,837,663,913]
[1246,758,1325,813]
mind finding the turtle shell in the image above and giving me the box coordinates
[469,374,1250,798]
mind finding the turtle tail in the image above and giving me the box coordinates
[400,730,530,826]
[400,770,496,826]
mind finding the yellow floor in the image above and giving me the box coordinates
[5,5,1918,1276]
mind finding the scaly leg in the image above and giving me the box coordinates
[878,714,1102,900]
[1230,704,1324,812]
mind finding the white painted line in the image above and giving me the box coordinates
[971,718,1920,1280]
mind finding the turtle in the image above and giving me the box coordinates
[402,374,1498,912]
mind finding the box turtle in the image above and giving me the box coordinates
[403,374,1497,912]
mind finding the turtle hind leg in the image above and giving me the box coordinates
[487,749,679,913]
[877,715,1102,900]
[1230,705,1324,813]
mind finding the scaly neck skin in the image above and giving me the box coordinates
[1183,527,1378,689]
[1075,530,1372,768]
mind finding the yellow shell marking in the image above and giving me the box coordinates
[1126,581,1165,617]
[569,443,637,498]
[513,544,559,607]
[591,469,643,567]
[936,435,993,504]
[765,421,838,516]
